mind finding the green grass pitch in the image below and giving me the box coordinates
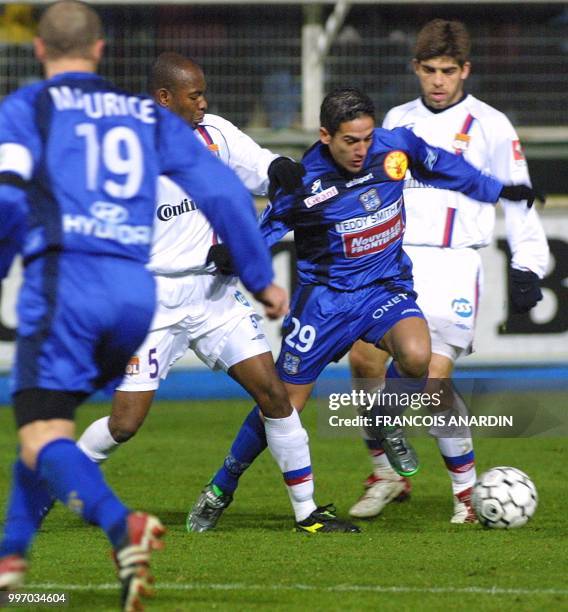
[0,399,567,611]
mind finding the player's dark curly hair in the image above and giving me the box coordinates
[414,19,471,66]
[320,88,375,136]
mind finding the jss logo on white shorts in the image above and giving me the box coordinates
[452,298,473,318]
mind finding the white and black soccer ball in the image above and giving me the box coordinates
[472,466,538,529]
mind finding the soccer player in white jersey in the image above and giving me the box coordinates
[348,19,549,523]
[77,53,358,534]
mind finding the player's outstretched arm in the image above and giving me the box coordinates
[397,128,543,208]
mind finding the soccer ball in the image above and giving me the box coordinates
[472,466,538,528]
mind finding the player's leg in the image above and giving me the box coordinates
[71,258,166,609]
[78,391,155,462]
[190,345,316,531]
[348,341,411,519]
[279,381,359,533]
[189,312,358,533]
[427,352,477,524]
[77,320,181,462]
[0,411,74,589]
[0,256,165,606]
[190,283,359,533]
[361,315,430,476]
[207,350,309,501]
[407,245,480,523]
[0,393,163,592]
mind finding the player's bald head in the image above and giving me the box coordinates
[38,1,103,60]
[149,53,204,95]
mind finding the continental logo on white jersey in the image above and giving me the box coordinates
[303,186,339,208]
[156,198,197,221]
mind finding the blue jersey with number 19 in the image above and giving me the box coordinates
[0,72,272,294]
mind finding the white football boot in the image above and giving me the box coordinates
[349,473,411,519]
[451,486,478,524]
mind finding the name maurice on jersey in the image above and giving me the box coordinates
[49,86,156,123]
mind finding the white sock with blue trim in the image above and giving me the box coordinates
[264,409,316,522]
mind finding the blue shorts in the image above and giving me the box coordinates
[276,279,424,384]
[12,253,155,396]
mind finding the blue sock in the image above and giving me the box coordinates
[212,406,267,495]
[36,439,129,548]
[0,459,52,557]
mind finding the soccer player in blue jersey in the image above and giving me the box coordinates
[189,87,539,531]
[0,2,287,608]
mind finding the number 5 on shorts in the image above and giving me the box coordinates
[148,348,159,379]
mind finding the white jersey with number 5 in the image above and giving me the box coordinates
[383,94,548,276]
[148,113,278,276]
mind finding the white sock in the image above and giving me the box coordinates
[361,436,399,479]
[371,451,399,480]
[264,409,317,522]
[436,436,477,495]
[77,416,120,463]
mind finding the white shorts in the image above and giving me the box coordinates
[117,274,271,392]
[405,246,483,362]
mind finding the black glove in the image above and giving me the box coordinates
[500,184,545,209]
[206,244,234,275]
[510,268,542,313]
[267,157,306,201]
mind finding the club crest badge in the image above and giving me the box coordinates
[282,352,301,375]
[453,132,471,154]
[359,188,381,212]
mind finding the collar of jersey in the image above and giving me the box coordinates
[48,71,105,83]
[420,92,469,115]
